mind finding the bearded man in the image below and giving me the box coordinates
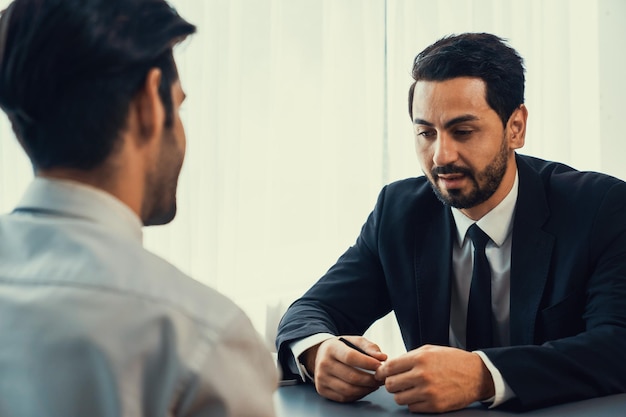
[276,32,626,413]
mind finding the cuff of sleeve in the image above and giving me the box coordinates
[473,351,516,408]
[289,333,335,382]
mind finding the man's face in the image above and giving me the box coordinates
[142,78,187,226]
[412,77,521,218]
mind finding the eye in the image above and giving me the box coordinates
[454,130,473,136]
[416,130,436,138]
[453,129,473,139]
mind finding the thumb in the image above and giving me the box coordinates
[343,336,388,361]
[364,343,388,362]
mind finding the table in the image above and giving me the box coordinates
[274,384,626,416]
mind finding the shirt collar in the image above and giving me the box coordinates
[451,169,519,248]
[14,177,143,243]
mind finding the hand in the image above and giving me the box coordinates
[375,345,495,413]
[302,336,388,403]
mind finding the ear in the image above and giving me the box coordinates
[507,104,528,150]
[130,68,165,144]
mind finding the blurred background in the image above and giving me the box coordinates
[1,0,624,356]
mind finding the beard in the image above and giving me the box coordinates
[142,128,184,226]
[428,136,509,209]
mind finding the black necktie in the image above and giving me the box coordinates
[466,224,493,351]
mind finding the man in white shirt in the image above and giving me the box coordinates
[0,0,277,416]
[276,33,626,413]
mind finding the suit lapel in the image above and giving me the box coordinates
[509,156,555,345]
[414,205,454,346]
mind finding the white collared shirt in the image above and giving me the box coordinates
[0,177,278,417]
[449,170,519,406]
[449,171,518,349]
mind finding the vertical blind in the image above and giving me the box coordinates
[1,0,624,355]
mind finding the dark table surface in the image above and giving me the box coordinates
[274,383,626,416]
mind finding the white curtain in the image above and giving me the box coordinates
[1,0,624,356]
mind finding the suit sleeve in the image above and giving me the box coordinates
[485,181,626,409]
[275,186,394,379]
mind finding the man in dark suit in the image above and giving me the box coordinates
[276,33,626,413]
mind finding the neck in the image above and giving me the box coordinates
[37,157,144,221]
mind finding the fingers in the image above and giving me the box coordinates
[374,349,415,381]
[398,389,458,414]
[312,336,387,403]
[340,336,389,362]
[317,349,382,388]
[316,380,381,403]
[335,336,387,371]
[315,367,382,403]
[375,345,489,413]
[381,361,449,413]
[376,344,448,379]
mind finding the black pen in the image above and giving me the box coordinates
[338,337,375,358]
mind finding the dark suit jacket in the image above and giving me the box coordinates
[276,154,626,409]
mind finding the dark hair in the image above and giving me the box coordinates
[0,0,196,170]
[408,33,525,127]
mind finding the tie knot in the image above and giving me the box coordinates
[467,224,490,251]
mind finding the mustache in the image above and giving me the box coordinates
[431,164,473,177]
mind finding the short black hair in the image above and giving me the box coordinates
[0,0,196,170]
[408,33,525,127]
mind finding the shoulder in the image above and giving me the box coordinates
[95,246,254,347]
[517,154,626,202]
[13,220,248,334]
[117,248,247,331]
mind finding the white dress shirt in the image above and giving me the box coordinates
[0,178,278,417]
[289,171,519,407]
[449,171,519,406]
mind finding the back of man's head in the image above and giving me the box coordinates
[0,0,196,171]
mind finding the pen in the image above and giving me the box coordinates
[338,337,375,358]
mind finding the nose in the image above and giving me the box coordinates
[432,133,458,167]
